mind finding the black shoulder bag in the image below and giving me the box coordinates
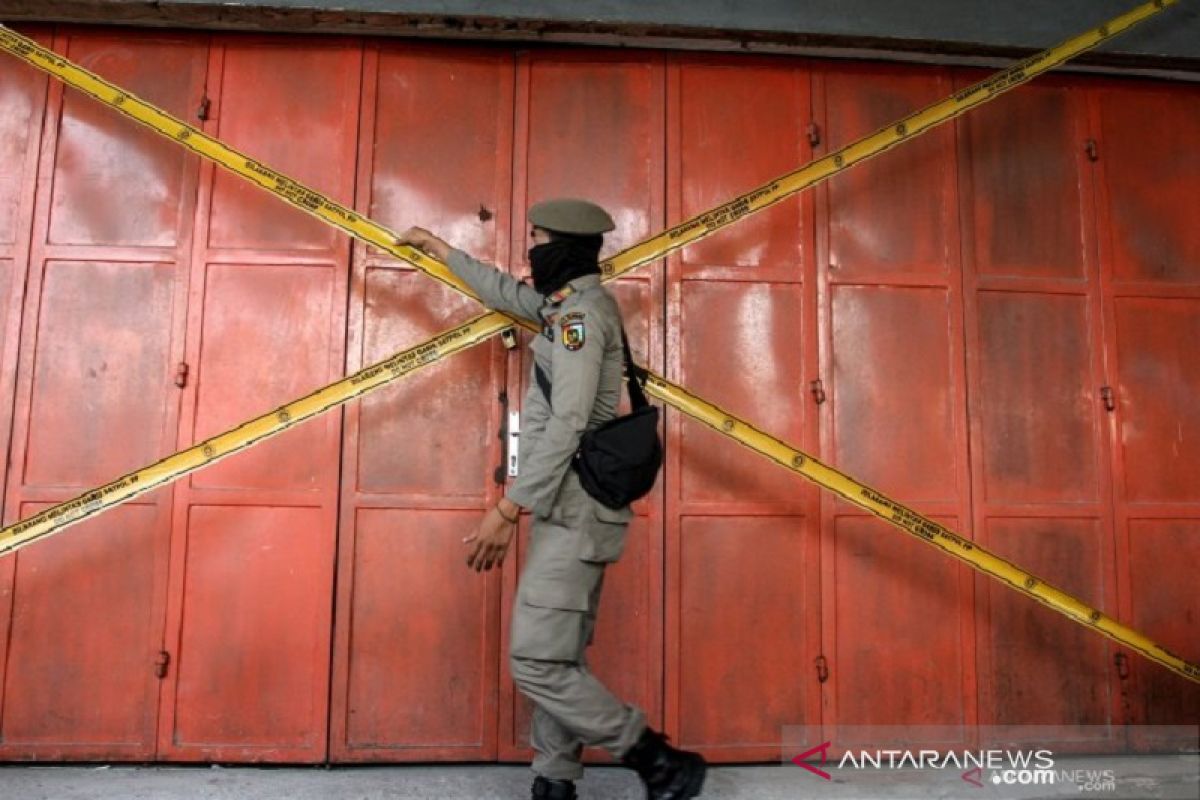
[535,329,663,509]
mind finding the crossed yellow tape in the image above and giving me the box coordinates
[1,0,1196,685]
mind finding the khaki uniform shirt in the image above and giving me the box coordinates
[446,249,628,518]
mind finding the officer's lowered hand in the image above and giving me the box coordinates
[464,502,518,572]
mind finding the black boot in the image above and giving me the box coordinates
[531,775,577,800]
[621,728,707,800]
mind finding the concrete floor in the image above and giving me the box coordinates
[0,757,1197,800]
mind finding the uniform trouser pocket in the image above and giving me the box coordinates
[511,527,605,662]
[578,502,633,564]
[510,599,585,662]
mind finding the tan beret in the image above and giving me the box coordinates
[528,198,616,235]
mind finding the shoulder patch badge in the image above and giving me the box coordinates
[560,312,586,351]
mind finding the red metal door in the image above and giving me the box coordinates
[0,30,206,759]
[500,49,666,762]
[0,29,45,488]
[329,42,515,762]
[3,28,1199,765]
[957,75,1123,750]
[664,54,821,761]
[815,63,975,749]
[0,28,48,739]
[1092,81,1200,748]
[156,37,359,762]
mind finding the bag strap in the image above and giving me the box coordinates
[619,329,650,411]
[534,359,552,400]
[533,326,649,410]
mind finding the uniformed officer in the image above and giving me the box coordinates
[398,199,706,800]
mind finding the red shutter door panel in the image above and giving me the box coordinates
[971,294,1118,743]
[1111,298,1200,738]
[678,515,808,747]
[0,257,10,367]
[337,272,498,758]
[679,281,805,503]
[172,505,331,751]
[1127,520,1200,730]
[190,264,336,492]
[1,503,162,753]
[330,44,512,761]
[207,44,359,251]
[47,38,200,248]
[0,33,44,247]
[159,37,356,762]
[0,35,52,752]
[830,285,958,503]
[831,516,966,741]
[1099,86,1200,284]
[167,263,342,756]
[824,67,956,278]
[976,292,1099,505]
[1,31,203,760]
[983,519,1111,730]
[677,62,806,273]
[1095,82,1200,747]
[821,64,972,749]
[24,261,176,486]
[521,56,662,253]
[666,55,818,760]
[356,271,494,497]
[959,76,1119,747]
[7,259,173,751]
[964,83,1087,280]
[1113,298,1200,504]
[365,48,511,259]
[344,509,491,749]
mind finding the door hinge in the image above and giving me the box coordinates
[806,122,821,148]
[1085,138,1099,162]
[1100,385,1116,412]
[197,95,211,122]
[810,379,826,406]
[1114,651,1130,680]
[155,650,171,679]
[815,655,830,684]
[174,362,190,389]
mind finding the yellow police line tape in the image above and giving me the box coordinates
[606,0,1178,278]
[0,310,512,549]
[1,0,1195,686]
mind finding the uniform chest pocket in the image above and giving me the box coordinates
[578,503,634,563]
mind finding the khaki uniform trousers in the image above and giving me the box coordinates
[508,472,645,781]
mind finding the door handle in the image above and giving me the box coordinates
[494,391,508,485]
[506,411,521,478]
[494,392,521,483]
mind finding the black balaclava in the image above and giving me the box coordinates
[528,232,603,296]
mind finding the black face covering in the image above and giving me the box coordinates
[528,234,603,295]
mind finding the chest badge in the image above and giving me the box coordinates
[561,313,586,351]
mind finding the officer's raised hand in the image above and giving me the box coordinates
[396,226,451,261]
[463,497,521,572]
